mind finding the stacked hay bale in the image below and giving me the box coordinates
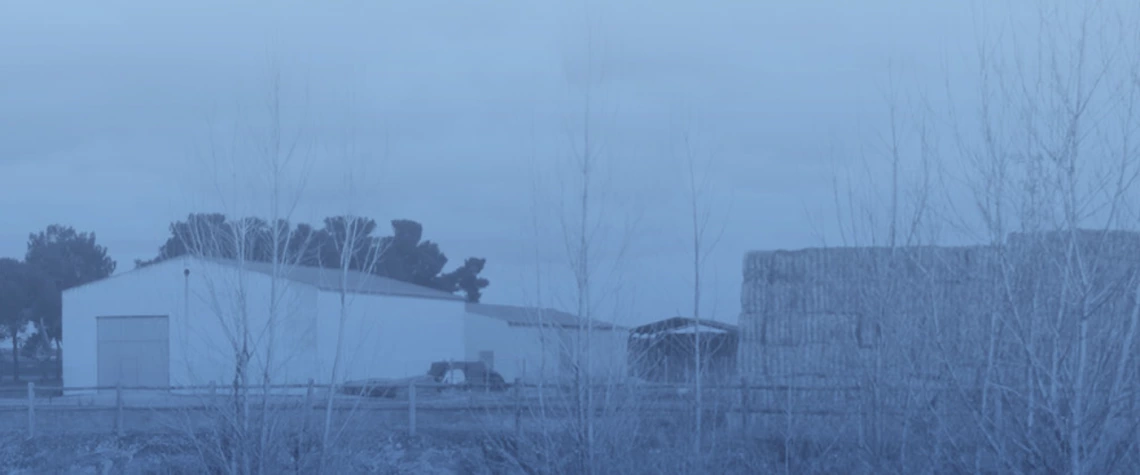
[737,244,995,441]
[738,230,1140,455]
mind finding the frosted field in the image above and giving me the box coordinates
[0,388,814,474]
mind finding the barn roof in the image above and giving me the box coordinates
[207,258,466,301]
[630,317,738,336]
[466,303,626,330]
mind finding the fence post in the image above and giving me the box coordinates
[26,382,35,439]
[513,378,522,438]
[740,377,749,434]
[408,380,417,437]
[209,380,217,399]
[115,382,124,436]
[302,378,314,436]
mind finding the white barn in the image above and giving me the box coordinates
[62,256,630,394]
[465,303,629,384]
[62,256,467,394]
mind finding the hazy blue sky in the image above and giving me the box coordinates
[1,1,991,324]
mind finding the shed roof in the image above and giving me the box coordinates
[630,317,738,336]
[205,258,465,301]
[466,303,625,330]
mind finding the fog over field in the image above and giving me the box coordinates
[2,0,1140,473]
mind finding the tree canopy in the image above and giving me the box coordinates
[138,213,491,302]
[24,225,117,346]
[0,258,59,380]
[25,225,117,291]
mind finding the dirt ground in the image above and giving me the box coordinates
[0,431,490,474]
[0,390,835,474]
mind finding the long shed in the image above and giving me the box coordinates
[465,303,629,384]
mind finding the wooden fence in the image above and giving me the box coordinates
[2,378,942,440]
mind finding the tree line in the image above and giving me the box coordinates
[0,225,115,381]
[0,215,489,381]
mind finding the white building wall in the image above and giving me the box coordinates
[503,325,565,383]
[461,314,630,384]
[63,260,182,394]
[181,260,319,388]
[315,291,466,382]
[550,327,630,382]
[583,328,630,380]
[463,313,511,376]
[463,315,567,383]
[62,257,320,395]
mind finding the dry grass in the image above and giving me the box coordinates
[0,431,493,474]
[0,386,972,473]
[0,422,862,474]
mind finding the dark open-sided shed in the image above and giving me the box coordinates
[628,317,738,384]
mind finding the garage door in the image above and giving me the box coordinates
[97,315,170,389]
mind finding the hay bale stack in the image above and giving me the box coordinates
[737,230,1140,442]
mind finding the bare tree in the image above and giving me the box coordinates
[812,1,1140,473]
[489,8,650,473]
[932,2,1140,472]
[670,113,730,456]
[810,55,942,473]
[169,59,321,475]
[314,111,391,472]
[557,15,609,472]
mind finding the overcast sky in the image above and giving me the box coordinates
[0,1,1021,325]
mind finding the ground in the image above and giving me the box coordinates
[0,386,861,473]
[0,430,834,474]
[0,431,488,474]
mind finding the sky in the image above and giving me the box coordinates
[0,0,1012,326]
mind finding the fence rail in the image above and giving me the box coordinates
[9,380,869,393]
[1,378,960,440]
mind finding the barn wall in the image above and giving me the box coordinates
[463,313,523,381]
[180,260,320,388]
[315,292,466,381]
[507,326,572,383]
[63,258,187,394]
[462,315,572,384]
[463,315,630,384]
[591,328,630,380]
[551,327,629,383]
[509,325,575,383]
[62,257,322,396]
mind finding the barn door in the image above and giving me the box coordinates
[96,315,170,391]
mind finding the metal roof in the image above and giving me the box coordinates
[630,317,738,335]
[466,303,625,330]
[207,258,465,301]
